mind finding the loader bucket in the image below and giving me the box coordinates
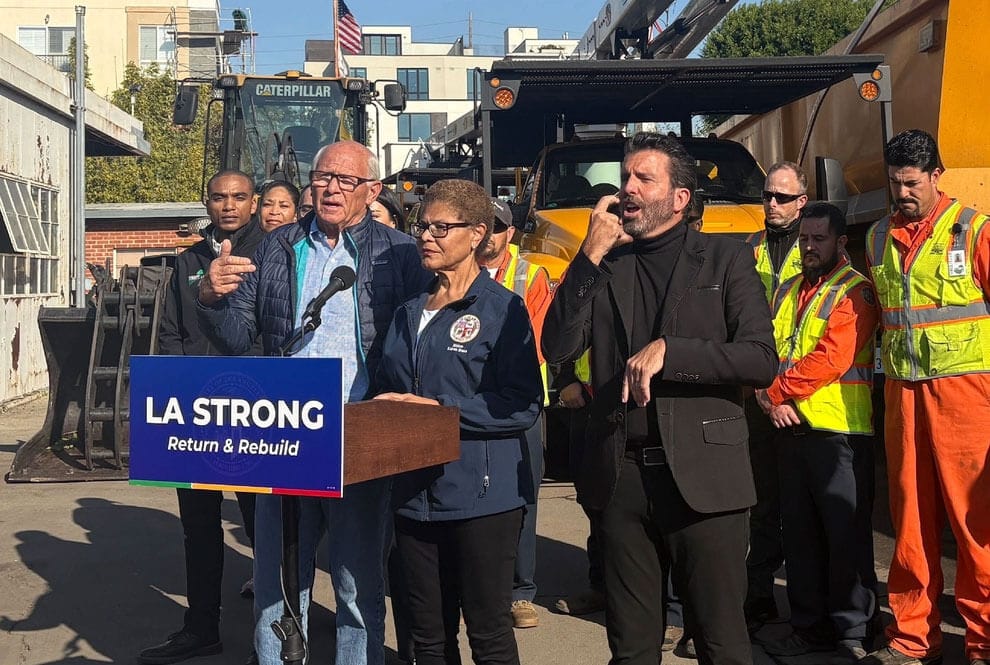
[7,262,170,482]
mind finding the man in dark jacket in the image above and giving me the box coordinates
[139,169,264,665]
[543,132,777,665]
[196,141,432,665]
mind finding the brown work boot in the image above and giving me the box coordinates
[554,588,606,615]
[511,600,539,628]
[661,625,684,652]
[859,646,943,665]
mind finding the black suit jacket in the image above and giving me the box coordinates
[542,227,777,513]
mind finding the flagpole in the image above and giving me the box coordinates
[332,0,341,78]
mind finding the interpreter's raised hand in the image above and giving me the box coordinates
[621,338,666,408]
[199,239,256,305]
[769,402,803,429]
[581,195,633,265]
[372,393,441,406]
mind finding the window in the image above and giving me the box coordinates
[398,113,433,142]
[397,113,446,142]
[362,34,400,55]
[466,69,480,101]
[18,26,75,55]
[0,179,59,296]
[349,67,367,80]
[397,68,429,101]
[18,26,75,71]
[139,25,175,66]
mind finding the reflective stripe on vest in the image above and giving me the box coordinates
[748,229,803,303]
[502,245,550,404]
[772,265,874,435]
[867,202,990,380]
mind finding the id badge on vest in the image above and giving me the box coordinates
[948,249,968,277]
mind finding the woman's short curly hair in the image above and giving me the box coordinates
[422,179,494,247]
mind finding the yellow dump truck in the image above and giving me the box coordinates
[475,56,885,282]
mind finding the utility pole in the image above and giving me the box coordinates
[468,12,473,50]
[72,5,86,307]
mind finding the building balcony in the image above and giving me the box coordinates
[39,53,72,72]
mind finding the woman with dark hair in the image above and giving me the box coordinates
[371,187,407,232]
[375,179,543,665]
[258,180,300,232]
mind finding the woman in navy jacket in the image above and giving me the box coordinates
[376,179,543,665]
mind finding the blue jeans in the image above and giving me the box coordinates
[253,478,390,665]
[512,419,544,602]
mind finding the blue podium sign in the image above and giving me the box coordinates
[129,356,344,497]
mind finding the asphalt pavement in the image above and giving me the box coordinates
[0,393,969,665]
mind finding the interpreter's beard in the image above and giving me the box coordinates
[623,191,675,239]
[802,251,839,284]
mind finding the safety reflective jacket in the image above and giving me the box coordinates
[748,229,803,303]
[772,264,874,434]
[866,201,990,380]
[499,244,550,403]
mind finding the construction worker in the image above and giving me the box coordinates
[756,202,879,663]
[743,161,808,632]
[479,198,553,629]
[862,129,990,665]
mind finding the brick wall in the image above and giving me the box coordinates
[85,220,200,268]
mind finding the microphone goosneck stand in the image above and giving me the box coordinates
[272,297,331,665]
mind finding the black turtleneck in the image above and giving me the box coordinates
[623,221,688,443]
[765,219,801,274]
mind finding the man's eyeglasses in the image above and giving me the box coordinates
[761,190,803,204]
[309,171,375,192]
[409,221,473,238]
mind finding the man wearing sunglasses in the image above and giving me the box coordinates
[478,198,553,630]
[744,161,808,634]
[196,140,432,665]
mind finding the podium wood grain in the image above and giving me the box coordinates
[343,400,461,486]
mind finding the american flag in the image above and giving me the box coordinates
[336,0,363,55]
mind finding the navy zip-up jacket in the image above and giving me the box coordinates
[197,211,432,388]
[379,270,544,521]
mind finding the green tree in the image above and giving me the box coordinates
[699,0,893,132]
[86,63,218,203]
[66,37,93,91]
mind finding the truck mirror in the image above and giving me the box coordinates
[383,83,406,112]
[511,203,534,234]
[173,85,200,126]
[815,156,849,215]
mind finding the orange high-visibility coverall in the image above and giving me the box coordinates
[869,192,990,661]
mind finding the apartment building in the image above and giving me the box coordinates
[305,26,578,176]
[0,0,224,97]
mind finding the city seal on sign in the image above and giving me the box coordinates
[449,314,481,343]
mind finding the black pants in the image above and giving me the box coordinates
[395,509,523,665]
[176,488,256,640]
[599,458,751,665]
[744,396,783,605]
[777,429,876,641]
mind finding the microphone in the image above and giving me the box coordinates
[302,266,357,324]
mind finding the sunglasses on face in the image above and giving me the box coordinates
[761,190,803,204]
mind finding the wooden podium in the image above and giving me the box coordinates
[343,400,461,485]
[277,399,461,664]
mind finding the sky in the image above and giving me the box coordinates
[220,0,751,73]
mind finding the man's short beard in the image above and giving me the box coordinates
[802,253,839,283]
[623,192,675,238]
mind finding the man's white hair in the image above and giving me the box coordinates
[311,141,379,180]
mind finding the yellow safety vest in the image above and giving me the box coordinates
[574,350,591,387]
[748,229,803,303]
[866,201,990,381]
[772,265,874,435]
[502,245,550,404]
